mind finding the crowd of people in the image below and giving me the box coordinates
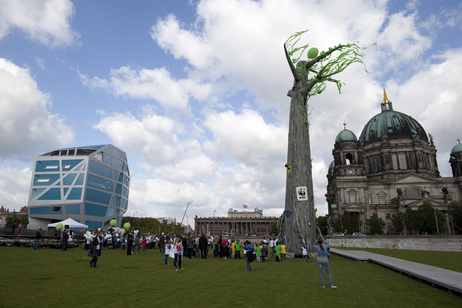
[51,229,337,287]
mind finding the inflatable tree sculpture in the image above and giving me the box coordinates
[280,30,370,256]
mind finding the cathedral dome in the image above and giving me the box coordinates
[335,124,358,143]
[359,88,428,146]
[451,140,462,155]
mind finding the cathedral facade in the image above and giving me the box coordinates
[326,88,462,234]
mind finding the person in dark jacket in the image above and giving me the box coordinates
[127,232,134,255]
[61,230,69,251]
[34,229,42,250]
[89,231,102,267]
[199,233,208,259]
[187,235,194,258]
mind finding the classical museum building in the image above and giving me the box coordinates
[194,208,279,237]
[326,88,462,234]
[27,144,130,230]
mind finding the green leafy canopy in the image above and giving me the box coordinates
[285,29,375,99]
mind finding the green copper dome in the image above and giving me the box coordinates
[335,128,358,143]
[451,142,462,155]
[359,87,429,146]
[359,109,428,146]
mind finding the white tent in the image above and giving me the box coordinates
[47,218,88,229]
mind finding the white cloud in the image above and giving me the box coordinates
[79,65,213,112]
[35,57,46,69]
[378,11,432,67]
[0,166,31,210]
[0,58,74,159]
[203,109,287,166]
[93,110,184,165]
[0,0,80,48]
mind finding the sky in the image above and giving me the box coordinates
[0,0,461,227]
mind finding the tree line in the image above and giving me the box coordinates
[316,200,462,235]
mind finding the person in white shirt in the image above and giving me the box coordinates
[301,244,308,261]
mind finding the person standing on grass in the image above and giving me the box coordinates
[275,242,281,262]
[270,237,275,257]
[159,234,164,253]
[244,240,253,272]
[18,223,22,235]
[195,234,200,257]
[187,235,194,258]
[34,228,42,250]
[313,237,336,289]
[199,233,208,259]
[301,244,308,262]
[89,231,102,267]
[164,240,172,265]
[134,233,141,254]
[174,238,184,269]
[213,235,219,257]
[221,237,228,259]
[281,241,287,261]
[256,243,262,262]
[61,230,69,251]
[235,239,241,259]
[261,243,266,262]
[127,231,134,255]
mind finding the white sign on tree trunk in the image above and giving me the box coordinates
[296,186,308,201]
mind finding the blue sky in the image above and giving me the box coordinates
[1,0,461,226]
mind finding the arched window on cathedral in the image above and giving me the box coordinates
[392,154,398,170]
[345,153,353,165]
[398,154,407,169]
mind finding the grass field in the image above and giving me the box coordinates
[0,246,460,308]
[336,247,462,273]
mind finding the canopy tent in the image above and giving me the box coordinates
[47,218,88,229]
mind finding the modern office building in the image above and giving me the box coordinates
[27,144,130,230]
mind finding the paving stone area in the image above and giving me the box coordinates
[330,248,462,296]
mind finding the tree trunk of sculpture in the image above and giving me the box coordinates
[280,61,316,257]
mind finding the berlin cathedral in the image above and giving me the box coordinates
[326,86,462,234]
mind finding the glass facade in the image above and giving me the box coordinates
[27,144,129,230]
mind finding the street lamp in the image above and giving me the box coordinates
[134,211,137,229]
[186,215,188,226]
[214,210,216,218]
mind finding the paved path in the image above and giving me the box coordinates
[330,248,462,296]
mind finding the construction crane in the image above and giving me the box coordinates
[181,201,193,226]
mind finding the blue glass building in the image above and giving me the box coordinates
[27,145,129,230]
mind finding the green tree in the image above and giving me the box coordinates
[450,201,462,234]
[391,212,405,233]
[414,201,446,235]
[316,216,328,235]
[270,222,279,236]
[332,212,361,234]
[5,214,28,227]
[367,213,385,235]
[121,216,184,235]
[404,207,416,233]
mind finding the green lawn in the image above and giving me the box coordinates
[0,246,460,307]
[336,247,462,273]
